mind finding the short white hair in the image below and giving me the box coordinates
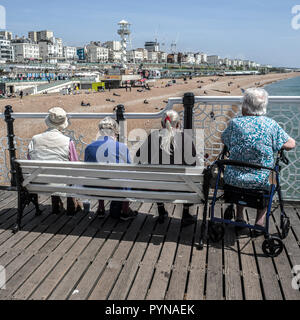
[242,88,269,116]
[98,117,119,137]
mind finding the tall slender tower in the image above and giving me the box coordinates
[117,20,131,69]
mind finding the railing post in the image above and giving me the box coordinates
[115,104,127,143]
[4,105,17,187]
[183,92,195,130]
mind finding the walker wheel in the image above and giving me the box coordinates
[224,205,235,221]
[262,237,284,258]
[208,222,225,242]
[281,217,290,239]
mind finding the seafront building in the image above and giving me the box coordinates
[63,46,78,61]
[0,26,268,69]
[0,31,13,40]
[103,41,122,51]
[145,41,160,52]
[136,48,148,61]
[207,55,220,65]
[86,42,109,63]
[38,39,62,63]
[12,41,40,62]
[29,30,54,43]
[0,36,14,62]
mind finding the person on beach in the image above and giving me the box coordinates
[28,107,82,216]
[84,117,138,221]
[134,110,199,227]
[222,88,296,235]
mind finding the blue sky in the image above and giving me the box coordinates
[1,0,300,67]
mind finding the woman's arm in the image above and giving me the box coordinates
[282,137,296,151]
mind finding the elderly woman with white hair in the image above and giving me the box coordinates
[222,88,296,234]
[135,110,198,226]
[84,117,138,221]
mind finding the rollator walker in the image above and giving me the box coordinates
[199,147,291,258]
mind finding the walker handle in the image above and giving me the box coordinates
[279,150,289,165]
[216,159,275,172]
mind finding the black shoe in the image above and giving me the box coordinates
[83,202,90,214]
[182,212,196,227]
[120,210,138,221]
[96,209,106,219]
[158,205,168,224]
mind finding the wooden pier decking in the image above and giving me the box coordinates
[0,191,299,300]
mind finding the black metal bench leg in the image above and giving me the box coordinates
[30,194,42,216]
[13,190,27,234]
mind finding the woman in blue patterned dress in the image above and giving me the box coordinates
[222,88,296,233]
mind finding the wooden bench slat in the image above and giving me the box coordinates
[21,167,203,183]
[23,174,199,192]
[17,160,204,174]
[26,184,201,202]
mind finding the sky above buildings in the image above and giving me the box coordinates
[1,0,300,67]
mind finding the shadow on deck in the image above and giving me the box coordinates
[0,191,299,300]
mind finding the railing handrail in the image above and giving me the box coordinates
[0,98,179,120]
[194,96,300,104]
[1,96,300,120]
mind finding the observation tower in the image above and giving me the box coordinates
[117,20,131,69]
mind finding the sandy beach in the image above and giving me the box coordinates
[1,72,299,144]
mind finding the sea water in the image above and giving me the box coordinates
[264,76,300,199]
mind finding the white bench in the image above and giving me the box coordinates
[13,160,204,232]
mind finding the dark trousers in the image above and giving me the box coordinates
[52,196,81,215]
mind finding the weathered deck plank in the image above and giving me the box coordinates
[68,204,141,300]
[127,203,173,300]
[108,203,155,300]
[165,206,197,300]
[12,209,89,300]
[185,205,207,300]
[0,213,71,299]
[89,205,147,300]
[47,204,115,300]
[146,205,182,300]
[205,205,224,300]
[247,208,283,300]
[268,207,300,300]
[223,224,243,300]
[237,210,263,300]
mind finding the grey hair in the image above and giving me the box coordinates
[98,117,119,137]
[160,110,181,155]
[242,88,269,116]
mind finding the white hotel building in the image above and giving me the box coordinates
[86,44,109,63]
[0,37,14,62]
[127,50,144,63]
[63,46,78,60]
[12,42,40,62]
[207,55,220,65]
